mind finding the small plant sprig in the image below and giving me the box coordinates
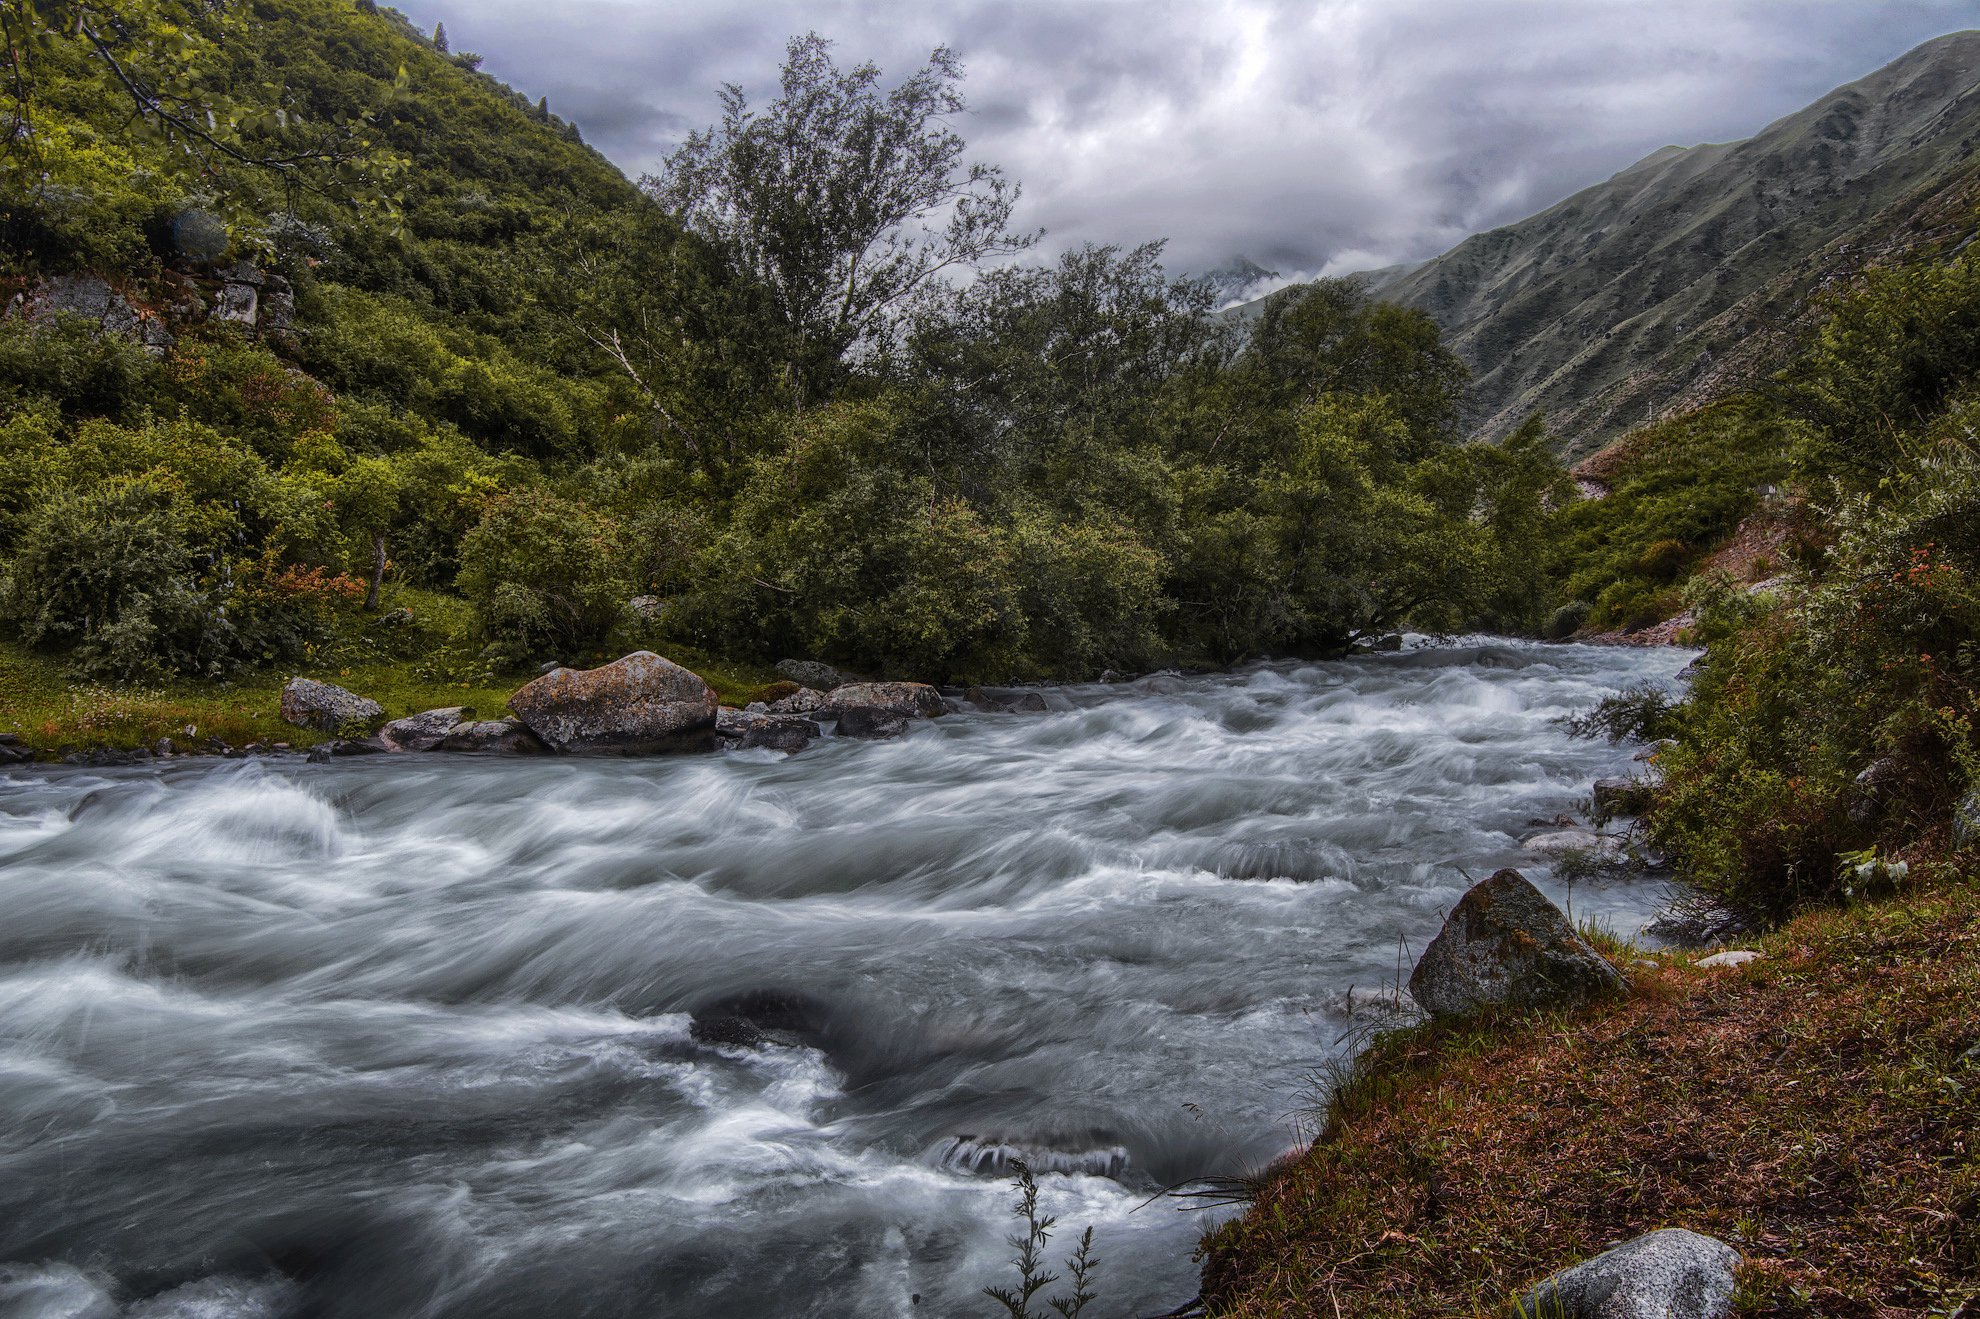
[984,1160,1101,1319]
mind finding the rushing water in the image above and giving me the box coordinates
[0,640,1692,1319]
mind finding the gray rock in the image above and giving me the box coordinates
[508,651,718,754]
[819,682,944,719]
[767,688,826,715]
[1408,868,1627,1018]
[1371,633,1405,652]
[1845,756,1903,826]
[0,742,32,766]
[775,659,844,690]
[1696,950,1763,969]
[379,707,469,752]
[536,661,564,676]
[304,738,388,763]
[835,706,909,740]
[1524,829,1627,864]
[626,595,667,623]
[1517,1228,1739,1319]
[715,707,758,738]
[741,717,819,754]
[212,280,258,326]
[435,718,546,754]
[279,678,385,734]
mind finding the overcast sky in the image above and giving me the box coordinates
[400,1,1977,289]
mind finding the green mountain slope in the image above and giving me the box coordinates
[1394,29,1980,453]
[1239,31,1980,455]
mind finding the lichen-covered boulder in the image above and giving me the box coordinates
[1408,868,1626,1018]
[379,707,468,752]
[435,718,546,754]
[280,678,384,734]
[742,717,820,753]
[818,682,944,719]
[507,651,717,754]
[1954,790,1980,849]
[1517,1228,1739,1319]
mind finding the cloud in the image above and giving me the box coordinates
[398,0,1976,276]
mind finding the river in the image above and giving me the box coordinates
[0,639,1691,1318]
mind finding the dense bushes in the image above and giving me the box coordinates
[1646,254,1980,922]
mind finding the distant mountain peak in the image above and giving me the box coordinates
[1199,255,1283,306]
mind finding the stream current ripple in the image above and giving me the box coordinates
[0,639,1691,1318]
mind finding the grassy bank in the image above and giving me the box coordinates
[0,591,782,757]
[1200,873,1980,1317]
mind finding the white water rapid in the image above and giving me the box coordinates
[0,640,1691,1318]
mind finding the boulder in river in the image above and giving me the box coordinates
[819,682,945,719]
[767,687,825,715]
[1517,1228,1739,1319]
[380,707,469,752]
[1408,868,1626,1018]
[436,718,546,754]
[508,651,718,754]
[835,706,909,740]
[280,678,384,734]
[775,659,844,691]
[743,718,819,754]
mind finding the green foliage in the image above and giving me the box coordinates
[648,32,1035,393]
[457,493,631,665]
[1548,400,1794,630]
[1647,249,1980,921]
[983,1162,1100,1319]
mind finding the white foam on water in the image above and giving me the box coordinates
[0,640,1692,1317]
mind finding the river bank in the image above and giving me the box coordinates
[1198,869,1980,1318]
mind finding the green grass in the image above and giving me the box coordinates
[1201,868,1980,1317]
[1,586,791,756]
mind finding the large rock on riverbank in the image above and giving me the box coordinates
[818,682,945,719]
[279,678,384,734]
[508,651,717,754]
[1408,869,1626,1018]
[1518,1228,1739,1319]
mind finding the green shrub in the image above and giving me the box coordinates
[457,491,630,666]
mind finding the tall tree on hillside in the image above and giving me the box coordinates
[646,33,1037,401]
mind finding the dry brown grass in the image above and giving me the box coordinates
[1200,873,1980,1317]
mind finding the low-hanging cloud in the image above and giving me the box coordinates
[402,0,1976,282]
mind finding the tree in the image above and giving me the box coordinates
[432,22,449,53]
[646,32,1037,400]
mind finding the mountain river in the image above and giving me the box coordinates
[0,639,1692,1318]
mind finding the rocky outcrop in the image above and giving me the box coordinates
[1408,869,1626,1018]
[508,651,718,754]
[1517,1228,1739,1319]
[279,678,385,735]
[716,706,823,753]
[818,682,944,719]
[435,718,546,754]
[8,274,174,354]
[379,707,469,752]
[775,659,844,690]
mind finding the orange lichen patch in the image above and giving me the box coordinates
[1200,879,1980,1318]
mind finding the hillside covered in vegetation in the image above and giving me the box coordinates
[0,0,1570,740]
